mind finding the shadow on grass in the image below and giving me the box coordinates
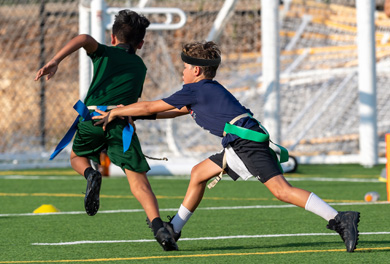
[180,240,390,253]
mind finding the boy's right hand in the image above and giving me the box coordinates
[93,110,115,131]
[34,60,59,81]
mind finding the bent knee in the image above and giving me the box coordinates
[272,188,293,203]
[190,165,216,184]
[190,165,204,182]
[190,163,202,176]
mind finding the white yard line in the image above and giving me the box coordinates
[0,201,388,218]
[286,177,381,183]
[0,175,383,183]
[0,175,83,180]
[31,232,390,246]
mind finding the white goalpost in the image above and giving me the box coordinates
[356,0,378,167]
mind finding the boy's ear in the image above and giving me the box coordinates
[136,40,144,50]
[194,66,202,76]
[111,34,117,45]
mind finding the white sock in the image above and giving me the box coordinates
[305,193,338,221]
[171,204,193,233]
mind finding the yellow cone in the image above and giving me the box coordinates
[33,204,60,214]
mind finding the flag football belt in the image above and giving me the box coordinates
[87,105,117,111]
[207,113,289,189]
[49,100,134,160]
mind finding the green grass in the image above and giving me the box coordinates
[0,164,389,263]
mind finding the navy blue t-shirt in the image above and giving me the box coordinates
[162,79,259,147]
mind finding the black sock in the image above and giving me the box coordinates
[83,167,94,180]
[151,217,164,235]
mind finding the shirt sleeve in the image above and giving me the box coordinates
[162,86,197,109]
[87,43,105,62]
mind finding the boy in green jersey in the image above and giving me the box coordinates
[34,10,177,251]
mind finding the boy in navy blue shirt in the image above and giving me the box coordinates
[94,41,360,253]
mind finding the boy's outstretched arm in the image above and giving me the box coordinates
[93,100,188,130]
[155,107,189,119]
[34,34,98,81]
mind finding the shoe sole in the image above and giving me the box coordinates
[346,212,360,252]
[155,227,179,251]
[160,238,178,251]
[84,176,102,216]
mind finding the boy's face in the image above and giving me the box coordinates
[182,63,198,84]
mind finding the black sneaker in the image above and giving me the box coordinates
[327,211,360,252]
[154,227,178,251]
[146,216,182,242]
[166,215,182,241]
[84,169,102,216]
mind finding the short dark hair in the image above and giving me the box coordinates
[112,10,150,48]
[182,41,221,79]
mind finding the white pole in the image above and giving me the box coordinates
[206,0,238,42]
[356,0,378,167]
[138,0,149,8]
[261,0,281,143]
[78,0,92,101]
[91,0,106,44]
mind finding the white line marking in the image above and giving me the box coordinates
[0,175,83,180]
[0,175,383,183]
[285,177,382,183]
[1,201,388,218]
[148,176,383,183]
[31,232,390,246]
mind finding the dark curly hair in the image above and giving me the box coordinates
[182,41,221,79]
[112,10,150,48]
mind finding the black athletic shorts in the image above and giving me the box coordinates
[209,125,282,183]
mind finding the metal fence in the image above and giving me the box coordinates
[1,0,390,169]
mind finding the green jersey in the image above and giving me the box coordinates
[72,43,150,172]
[84,43,147,106]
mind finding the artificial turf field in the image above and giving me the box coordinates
[0,164,389,263]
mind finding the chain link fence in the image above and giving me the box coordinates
[0,0,80,167]
[1,0,390,169]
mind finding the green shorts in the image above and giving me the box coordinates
[72,116,150,173]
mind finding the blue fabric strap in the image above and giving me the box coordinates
[49,117,79,160]
[75,100,92,121]
[50,100,90,160]
[50,101,134,160]
[91,105,107,117]
[122,123,134,153]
